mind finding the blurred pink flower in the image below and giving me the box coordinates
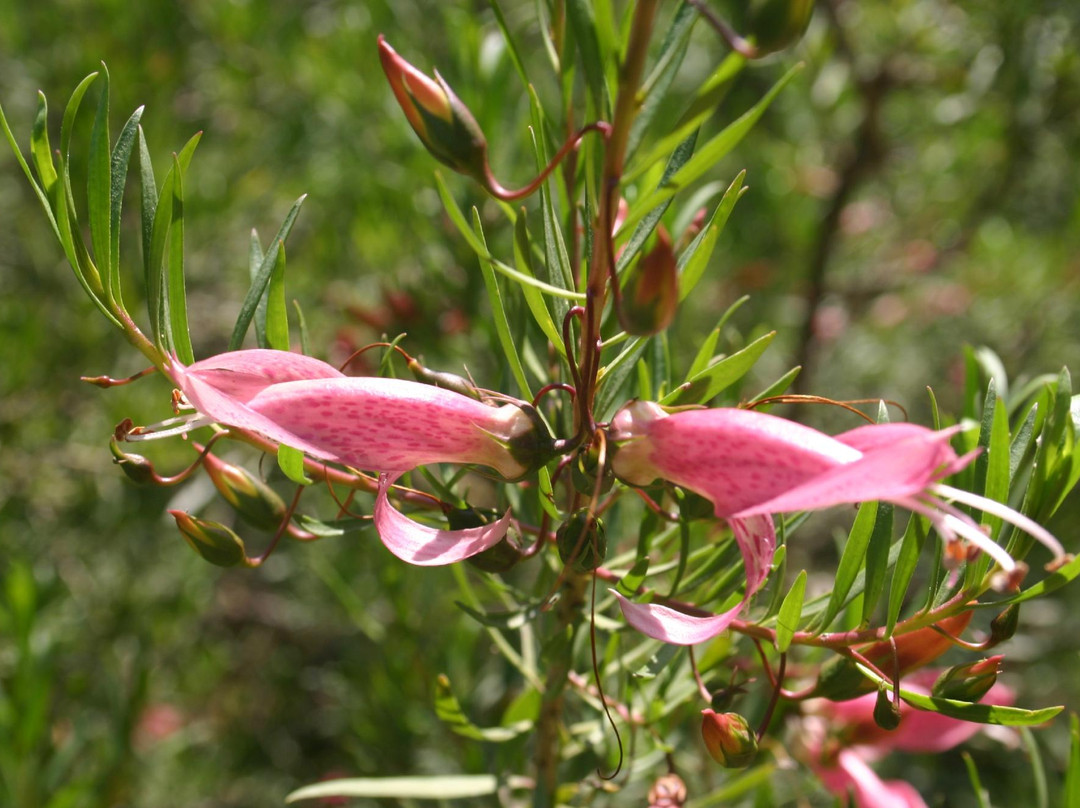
[808,671,1014,808]
[609,402,1065,645]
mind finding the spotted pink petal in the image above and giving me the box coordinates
[244,376,531,477]
[373,473,511,566]
[734,427,964,518]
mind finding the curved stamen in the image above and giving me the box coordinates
[900,495,1017,574]
[933,483,1068,563]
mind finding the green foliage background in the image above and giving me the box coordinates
[1,1,1079,806]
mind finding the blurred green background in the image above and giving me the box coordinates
[2,1,1079,806]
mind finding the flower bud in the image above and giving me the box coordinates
[647,772,687,807]
[987,604,1019,647]
[200,451,287,531]
[932,656,1002,702]
[556,510,607,572]
[700,709,757,768]
[618,229,678,336]
[570,443,614,497]
[872,682,902,730]
[169,510,248,567]
[377,35,491,184]
[110,438,157,485]
[448,506,525,573]
[739,0,815,57]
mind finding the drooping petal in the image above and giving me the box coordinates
[245,376,535,477]
[373,473,511,566]
[611,590,747,646]
[613,513,776,645]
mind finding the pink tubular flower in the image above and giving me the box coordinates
[609,402,1067,645]
[134,350,552,565]
[807,672,1014,808]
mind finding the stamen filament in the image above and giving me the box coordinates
[933,483,1067,561]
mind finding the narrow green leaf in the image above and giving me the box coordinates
[616,558,650,597]
[486,0,530,89]
[473,208,532,398]
[750,366,802,408]
[265,241,290,350]
[687,325,722,379]
[626,1,697,159]
[1022,727,1049,808]
[886,515,925,636]
[137,126,157,303]
[994,552,1080,606]
[861,504,893,625]
[818,501,879,631]
[615,130,699,276]
[292,300,310,356]
[277,445,312,485]
[775,570,807,653]
[229,194,306,350]
[678,171,747,301]
[898,690,1063,727]
[250,229,268,347]
[595,337,647,421]
[434,674,532,742]
[513,212,565,356]
[662,331,775,406]
[109,105,144,301]
[1064,713,1080,808]
[286,775,530,803]
[166,154,194,364]
[60,72,99,160]
[622,64,802,234]
[30,91,58,194]
[88,65,112,303]
[962,753,991,808]
[566,0,608,113]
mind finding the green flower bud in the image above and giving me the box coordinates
[556,510,607,572]
[872,682,902,730]
[618,229,678,336]
[109,438,157,485]
[987,604,1020,647]
[170,510,248,567]
[570,443,614,498]
[448,507,525,573]
[740,0,815,57]
[700,709,757,768]
[201,451,287,531]
[931,656,1002,703]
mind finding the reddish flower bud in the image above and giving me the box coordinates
[377,35,491,185]
[200,450,287,531]
[701,709,758,768]
[169,510,249,567]
[647,772,687,807]
[618,229,678,336]
[932,656,1002,702]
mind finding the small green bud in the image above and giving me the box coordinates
[808,654,868,701]
[700,709,757,768]
[449,507,525,573]
[170,510,248,567]
[987,604,1020,647]
[201,451,287,531]
[740,0,815,57]
[872,682,902,730]
[618,229,678,336]
[570,443,614,497]
[556,510,607,572]
[109,439,157,485]
[931,656,1002,702]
